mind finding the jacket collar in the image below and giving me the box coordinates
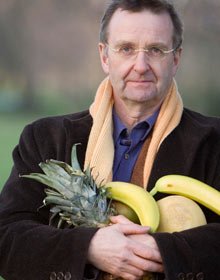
[62,111,93,168]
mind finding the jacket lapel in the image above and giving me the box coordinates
[148,110,216,192]
[63,112,93,168]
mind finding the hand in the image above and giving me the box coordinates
[111,215,162,250]
[87,215,163,280]
[111,215,164,273]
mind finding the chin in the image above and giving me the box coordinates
[125,91,157,103]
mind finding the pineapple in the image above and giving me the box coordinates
[22,144,154,280]
[22,144,114,228]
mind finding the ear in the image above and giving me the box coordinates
[172,47,182,76]
[98,43,109,74]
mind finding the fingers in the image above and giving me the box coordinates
[125,253,164,274]
[107,246,163,278]
[110,215,151,234]
[107,219,163,267]
[131,250,164,272]
[121,223,150,236]
[110,214,134,224]
[129,237,163,265]
[111,264,145,279]
[128,232,157,250]
[105,251,160,279]
[87,220,164,278]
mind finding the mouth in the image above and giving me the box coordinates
[127,80,153,86]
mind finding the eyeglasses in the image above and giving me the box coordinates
[106,43,177,61]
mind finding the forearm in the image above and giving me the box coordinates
[0,216,98,280]
[153,223,220,279]
[0,171,98,280]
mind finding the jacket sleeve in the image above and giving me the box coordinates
[148,111,220,280]
[151,166,220,279]
[153,222,220,279]
[0,121,98,280]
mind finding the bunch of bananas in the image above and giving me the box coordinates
[105,174,220,233]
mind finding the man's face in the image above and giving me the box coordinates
[99,9,181,109]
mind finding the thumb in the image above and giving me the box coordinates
[118,223,151,235]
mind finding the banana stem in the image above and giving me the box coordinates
[149,186,157,196]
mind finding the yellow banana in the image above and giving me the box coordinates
[150,175,220,215]
[104,181,160,232]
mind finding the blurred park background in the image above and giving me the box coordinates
[0,0,220,193]
[0,1,219,278]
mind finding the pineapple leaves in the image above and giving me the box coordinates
[22,172,74,200]
[40,161,72,181]
[21,143,114,228]
[71,143,82,173]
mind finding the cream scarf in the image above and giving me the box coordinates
[84,77,183,189]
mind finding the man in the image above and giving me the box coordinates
[0,0,220,279]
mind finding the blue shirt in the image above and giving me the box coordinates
[112,109,159,182]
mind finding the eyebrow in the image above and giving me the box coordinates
[146,42,170,50]
[113,40,170,50]
[113,40,135,47]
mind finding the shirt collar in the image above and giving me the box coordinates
[113,107,159,143]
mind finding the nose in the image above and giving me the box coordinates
[133,51,150,74]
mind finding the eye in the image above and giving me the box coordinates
[148,47,164,57]
[118,45,135,56]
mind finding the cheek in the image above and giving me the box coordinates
[156,60,174,81]
[172,63,179,77]
[108,59,132,80]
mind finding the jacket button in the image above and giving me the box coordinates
[196,272,204,280]
[50,272,57,280]
[64,272,72,280]
[186,272,194,280]
[178,273,185,280]
[57,272,64,280]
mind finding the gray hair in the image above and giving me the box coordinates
[100,0,184,49]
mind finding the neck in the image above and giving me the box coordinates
[114,100,161,131]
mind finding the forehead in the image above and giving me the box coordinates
[107,9,174,45]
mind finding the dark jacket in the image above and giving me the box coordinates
[1,108,220,280]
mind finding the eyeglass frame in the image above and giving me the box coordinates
[104,42,180,61]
